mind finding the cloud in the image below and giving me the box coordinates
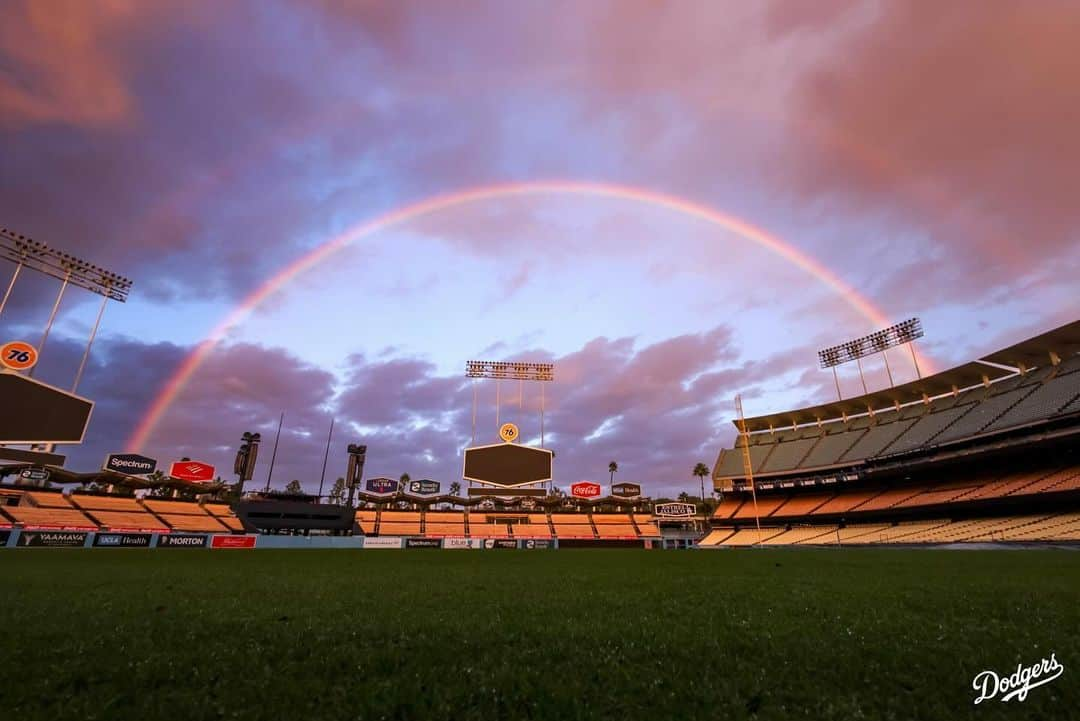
[0,0,142,129]
[781,1,1080,301]
[32,321,813,498]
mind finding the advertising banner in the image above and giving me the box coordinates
[19,468,50,483]
[442,537,474,549]
[522,539,552,549]
[169,460,216,483]
[0,529,11,546]
[156,534,208,548]
[405,479,440,497]
[571,481,602,499]
[405,537,441,548]
[17,530,88,547]
[364,477,399,495]
[363,536,402,549]
[483,538,518,549]
[210,535,256,549]
[558,539,643,549]
[654,502,697,518]
[611,482,642,499]
[93,532,152,548]
[104,453,158,476]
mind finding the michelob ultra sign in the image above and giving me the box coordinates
[365,477,399,495]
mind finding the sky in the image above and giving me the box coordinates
[1,0,1077,497]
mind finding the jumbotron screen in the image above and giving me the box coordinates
[0,373,92,444]
[462,443,553,486]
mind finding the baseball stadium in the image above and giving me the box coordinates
[2,3,1079,720]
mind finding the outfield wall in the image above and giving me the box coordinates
[0,529,657,549]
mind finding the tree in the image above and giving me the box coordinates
[284,480,303,495]
[400,473,411,485]
[449,481,461,497]
[693,462,710,502]
[328,477,346,505]
[677,491,690,502]
[608,461,618,483]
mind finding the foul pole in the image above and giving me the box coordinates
[735,394,762,546]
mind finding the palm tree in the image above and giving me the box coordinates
[693,462,710,503]
[608,461,618,484]
[449,481,461,497]
[399,473,410,486]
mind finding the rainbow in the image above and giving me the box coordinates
[127,180,928,451]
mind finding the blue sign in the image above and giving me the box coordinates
[365,477,399,495]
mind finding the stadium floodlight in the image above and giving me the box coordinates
[817,318,925,399]
[466,360,556,482]
[465,360,554,381]
[817,318,923,368]
[2,226,134,402]
[1,227,132,302]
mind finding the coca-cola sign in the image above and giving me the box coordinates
[570,481,601,498]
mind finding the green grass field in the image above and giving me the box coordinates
[1,549,1078,721]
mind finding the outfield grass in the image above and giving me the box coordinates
[0,548,1077,720]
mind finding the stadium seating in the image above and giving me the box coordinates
[731,495,787,518]
[158,514,229,532]
[701,513,1080,546]
[771,494,834,517]
[632,514,662,537]
[1,505,97,529]
[423,511,466,537]
[379,511,421,536]
[594,523,638,538]
[550,513,595,539]
[69,494,143,511]
[712,495,745,519]
[808,489,883,515]
[839,416,917,461]
[203,503,245,531]
[355,510,378,533]
[467,522,510,538]
[69,494,171,531]
[89,511,170,532]
[23,491,75,508]
[800,426,863,468]
[761,525,839,545]
[512,514,553,538]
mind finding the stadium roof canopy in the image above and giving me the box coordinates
[738,362,1015,432]
[736,318,1080,432]
[979,319,1080,369]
